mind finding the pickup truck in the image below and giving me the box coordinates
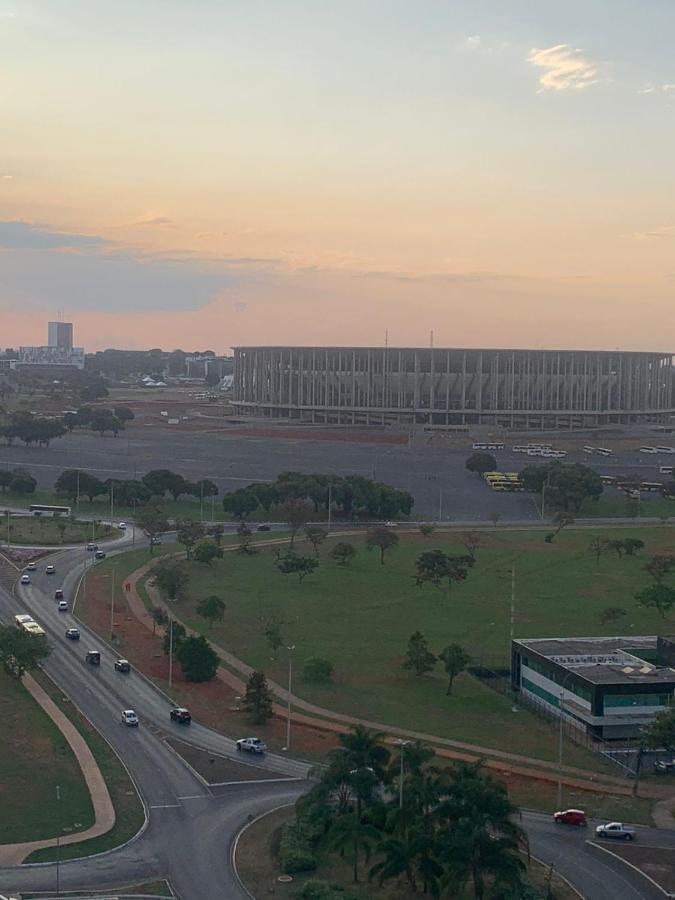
[595,822,636,841]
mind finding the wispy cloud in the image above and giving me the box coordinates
[0,220,104,250]
[638,82,675,95]
[527,44,599,92]
[634,225,675,240]
[133,215,177,228]
[461,34,509,54]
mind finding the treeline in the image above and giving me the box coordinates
[54,468,218,506]
[222,472,414,521]
[0,411,66,447]
[61,405,135,437]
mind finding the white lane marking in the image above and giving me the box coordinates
[175,794,209,800]
[149,803,181,809]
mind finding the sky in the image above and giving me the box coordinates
[1,0,674,353]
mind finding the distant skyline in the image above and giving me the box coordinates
[2,1,675,353]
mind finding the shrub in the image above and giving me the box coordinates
[279,819,317,875]
[298,881,358,900]
[302,657,334,683]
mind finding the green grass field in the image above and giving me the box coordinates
[143,525,675,766]
[0,669,94,844]
[2,514,113,546]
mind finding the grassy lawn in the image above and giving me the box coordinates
[25,669,145,863]
[144,526,675,768]
[1,514,113,546]
[579,490,675,519]
[0,669,94,845]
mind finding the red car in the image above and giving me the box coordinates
[553,809,587,827]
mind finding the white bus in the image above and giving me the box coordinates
[596,448,612,456]
[583,446,595,454]
[656,447,675,454]
[639,447,658,454]
[659,466,674,475]
[472,442,504,451]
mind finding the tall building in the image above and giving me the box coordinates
[48,321,73,351]
[233,346,675,429]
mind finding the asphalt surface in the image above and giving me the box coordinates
[0,533,672,898]
[2,428,675,519]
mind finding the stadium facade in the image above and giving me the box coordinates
[232,346,674,429]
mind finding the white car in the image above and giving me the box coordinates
[121,709,139,727]
[236,737,267,754]
[20,574,31,585]
[57,600,68,612]
[45,564,55,575]
[26,562,37,572]
[118,522,127,530]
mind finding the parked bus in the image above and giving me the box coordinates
[659,466,674,475]
[596,448,613,456]
[29,504,71,517]
[640,482,663,493]
[583,446,595,454]
[639,447,657,454]
[600,475,617,485]
[472,442,504,451]
[656,447,675,454]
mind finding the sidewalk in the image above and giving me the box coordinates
[0,674,116,866]
[124,551,670,802]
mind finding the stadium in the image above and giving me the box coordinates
[232,347,675,429]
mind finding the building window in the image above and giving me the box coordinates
[603,693,670,709]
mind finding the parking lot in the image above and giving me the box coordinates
[0,427,673,521]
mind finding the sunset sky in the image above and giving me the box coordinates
[2,0,674,353]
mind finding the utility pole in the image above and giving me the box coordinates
[284,645,295,751]
[327,482,332,529]
[199,481,204,523]
[168,619,174,690]
[56,784,61,897]
[395,739,410,809]
[110,481,114,524]
[109,568,116,639]
[6,509,10,549]
[510,565,519,712]
[438,489,443,522]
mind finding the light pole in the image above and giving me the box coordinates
[56,784,61,897]
[283,645,296,751]
[109,481,114,524]
[109,567,116,639]
[395,739,411,809]
[168,618,175,690]
[557,671,575,809]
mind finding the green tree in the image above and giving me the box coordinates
[136,503,169,554]
[439,644,471,695]
[113,406,135,423]
[521,461,603,513]
[142,469,188,501]
[644,554,675,584]
[330,542,356,566]
[402,631,437,677]
[303,657,334,683]
[196,595,226,629]
[207,522,225,546]
[414,550,474,594]
[150,605,168,636]
[324,811,380,884]
[193,539,223,566]
[599,606,627,626]
[263,620,284,660]
[644,706,675,750]
[176,518,205,560]
[222,488,258,520]
[154,559,189,601]
[305,525,328,556]
[177,634,219,682]
[236,521,256,554]
[365,527,399,565]
[465,452,497,476]
[283,499,311,549]
[243,670,274,724]
[9,469,37,495]
[589,536,611,565]
[635,583,675,618]
[419,523,436,538]
[624,537,645,556]
[162,620,186,656]
[276,551,319,583]
[0,626,50,679]
[460,531,482,559]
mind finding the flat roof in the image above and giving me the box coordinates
[515,636,658,657]
[235,346,673,357]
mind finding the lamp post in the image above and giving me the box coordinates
[283,645,296,751]
[56,784,61,897]
[109,566,116,639]
[395,739,411,809]
[557,670,575,809]
[168,618,174,690]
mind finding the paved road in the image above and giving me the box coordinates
[0,539,668,898]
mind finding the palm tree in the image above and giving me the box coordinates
[370,826,443,895]
[324,810,380,883]
[336,724,391,780]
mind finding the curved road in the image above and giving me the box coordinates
[0,530,670,898]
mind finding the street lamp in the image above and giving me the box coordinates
[395,739,411,809]
[283,645,296,751]
[557,670,575,809]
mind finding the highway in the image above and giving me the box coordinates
[0,532,672,897]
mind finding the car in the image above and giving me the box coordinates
[26,562,37,572]
[45,564,55,575]
[114,658,131,673]
[57,600,68,612]
[121,709,139,727]
[256,524,271,532]
[236,737,267,754]
[553,809,587,826]
[118,522,127,530]
[384,521,398,528]
[654,759,675,774]
[86,542,97,551]
[54,589,64,600]
[20,574,30,584]
[85,649,101,665]
[65,627,80,640]
[170,707,192,724]
[95,550,106,559]
[595,822,636,841]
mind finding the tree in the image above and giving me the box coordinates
[196,595,226,630]
[330,542,356,566]
[610,539,626,558]
[9,468,37,495]
[402,631,437,677]
[243,670,274,724]
[208,522,225,546]
[489,511,502,528]
[644,555,675,584]
[154,559,189,601]
[599,606,627,626]
[283,499,311,549]
[177,634,219,682]
[142,469,188,501]
[624,537,645,556]
[459,532,482,560]
[193,478,218,500]
[365,527,399,565]
[520,461,603,513]
[150,605,168,636]
[162,620,186,656]
[0,625,50,679]
[589,536,611,566]
[324,811,380,884]
[303,657,334,683]
[55,469,106,503]
[414,550,474,594]
[222,488,259,520]
[549,511,574,540]
[276,551,319,583]
[136,503,169,554]
[0,470,13,492]
[193,539,222,566]
[465,453,497,476]
[635,583,675,619]
[305,526,328,556]
[113,406,135,424]
[176,518,205,560]
[263,620,284,660]
[419,524,435,538]
[236,521,256,554]
[644,706,675,750]
[439,644,471,695]
[89,408,123,437]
